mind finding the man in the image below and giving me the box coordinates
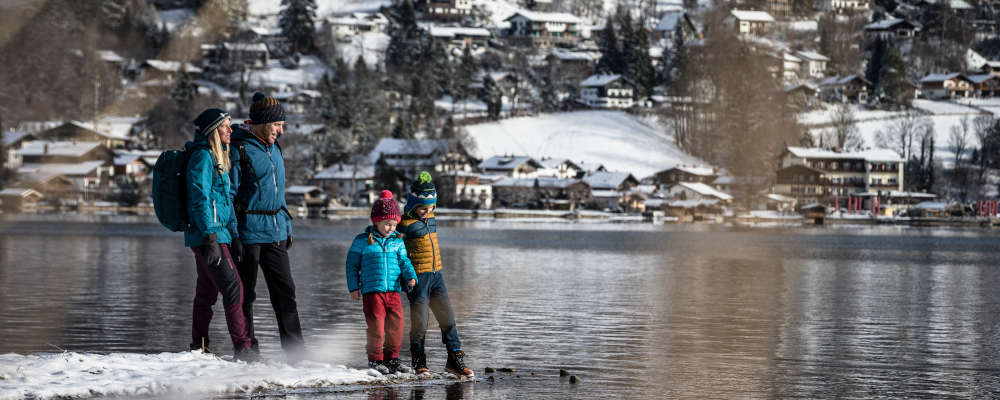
[229,92,304,361]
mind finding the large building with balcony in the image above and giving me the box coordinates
[773,147,904,202]
[503,10,583,48]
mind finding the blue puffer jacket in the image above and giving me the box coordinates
[228,124,293,244]
[183,136,238,248]
[346,226,418,294]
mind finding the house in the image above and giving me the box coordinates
[583,171,639,192]
[369,138,479,191]
[526,0,554,11]
[0,188,43,212]
[822,0,871,12]
[774,146,904,202]
[768,0,793,17]
[653,165,718,189]
[470,72,522,108]
[33,121,135,148]
[537,158,583,179]
[919,73,973,99]
[323,12,389,39]
[864,18,918,40]
[415,0,473,20]
[112,151,154,183]
[784,83,819,110]
[795,50,829,79]
[654,11,700,42]
[967,74,1000,97]
[17,160,112,197]
[728,10,775,37]
[98,50,128,72]
[666,182,734,202]
[982,60,1000,75]
[311,163,376,206]
[818,74,872,104]
[435,171,493,209]
[18,141,115,165]
[2,131,37,169]
[478,155,544,178]
[428,26,492,50]
[662,199,725,220]
[579,74,634,109]
[140,59,203,83]
[503,10,584,48]
[201,42,269,69]
[782,53,803,83]
[286,185,328,207]
[492,177,589,209]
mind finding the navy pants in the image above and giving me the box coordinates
[407,270,461,356]
[238,241,304,356]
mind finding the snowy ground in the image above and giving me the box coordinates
[249,0,391,17]
[336,32,390,68]
[0,351,464,400]
[249,55,333,91]
[463,111,704,178]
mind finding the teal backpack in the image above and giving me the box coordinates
[152,149,191,231]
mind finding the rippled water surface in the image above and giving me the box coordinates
[3,216,1000,399]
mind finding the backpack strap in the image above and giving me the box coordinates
[235,142,262,202]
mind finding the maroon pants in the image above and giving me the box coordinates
[362,292,404,361]
[192,244,251,351]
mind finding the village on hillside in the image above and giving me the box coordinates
[3,0,1000,224]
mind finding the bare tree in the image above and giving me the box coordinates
[876,112,930,160]
[949,117,970,168]
[829,102,864,151]
[973,114,994,184]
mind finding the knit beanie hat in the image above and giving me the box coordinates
[249,92,286,125]
[193,108,230,138]
[371,190,401,224]
[405,171,437,216]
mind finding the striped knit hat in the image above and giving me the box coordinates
[371,190,401,224]
[249,92,286,125]
[193,108,229,138]
[405,171,437,216]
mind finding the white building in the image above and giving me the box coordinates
[795,51,829,79]
[728,10,775,36]
[579,74,634,109]
[324,13,389,39]
[504,10,583,48]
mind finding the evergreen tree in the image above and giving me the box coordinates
[618,9,637,81]
[864,38,887,102]
[170,69,197,106]
[279,0,317,54]
[385,0,426,75]
[456,45,478,101]
[0,116,7,190]
[633,26,656,99]
[539,72,559,112]
[595,15,622,74]
[662,23,686,91]
[441,116,457,139]
[878,45,911,109]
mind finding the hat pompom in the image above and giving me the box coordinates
[379,190,393,199]
[418,171,433,184]
[252,92,266,103]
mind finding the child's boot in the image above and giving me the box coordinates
[445,350,474,378]
[385,358,401,374]
[411,353,430,375]
[369,360,390,375]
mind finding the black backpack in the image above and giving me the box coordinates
[151,148,191,232]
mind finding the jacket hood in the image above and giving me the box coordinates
[231,123,268,149]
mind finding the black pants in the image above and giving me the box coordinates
[238,241,304,356]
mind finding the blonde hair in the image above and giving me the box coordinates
[207,127,231,173]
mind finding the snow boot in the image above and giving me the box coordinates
[234,347,261,363]
[445,350,474,378]
[411,353,430,375]
[369,360,390,375]
[385,358,402,374]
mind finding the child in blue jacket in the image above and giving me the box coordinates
[346,190,417,374]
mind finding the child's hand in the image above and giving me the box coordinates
[407,279,416,289]
[350,290,360,301]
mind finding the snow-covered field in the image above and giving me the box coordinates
[249,0,391,17]
[0,351,449,400]
[336,32,390,68]
[249,55,333,91]
[464,111,704,178]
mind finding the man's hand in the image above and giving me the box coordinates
[285,236,293,250]
[350,290,360,301]
[407,279,416,289]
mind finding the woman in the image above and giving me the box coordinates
[184,108,255,361]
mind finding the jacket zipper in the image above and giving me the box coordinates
[212,201,217,223]
[424,219,437,272]
[268,147,279,232]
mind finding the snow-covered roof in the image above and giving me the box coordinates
[864,18,913,30]
[818,75,871,87]
[223,42,268,52]
[795,50,829,61]
[142,59,203,74]
[314,163,375,180]
[675,182,734,201]
[538,158,581,169]
[19,161,106,178]
[785,146,903,162]
[3,130,34,147]
[70,117,143,141]
[784,82,818,92]
[911,201,948,210]
[97,50,125,63]
[549,50,598,61]
[656,11,686,32]
[493,177,584,188]
[730,10,775,22]
[113,154,143,166]
[580,74,621,87]
[766,193,795,203]
[662,165,716,176]
[479,155,542,171]
[920,73,965,83]
[0,188,42,199]
[967,74,996,83]
[368,138,456,163]
[583,171,636,190]
[505,10,583,24]
[18,141,103,158]
[428,26,491,38]
[983,60,1000,69]
[286,185,322,194]
[249,27,281,36]
[667,199,719,208]
[784,53,802,63]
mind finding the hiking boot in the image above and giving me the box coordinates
[385,358,402,374]
[446,350,474,378]
[190,342,214,355]
[234,347,261,363]
[369,360,390,375]
[412,353,430,375]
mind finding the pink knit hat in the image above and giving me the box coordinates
[371,190,401,223]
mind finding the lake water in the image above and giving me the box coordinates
[3,217,1000,399]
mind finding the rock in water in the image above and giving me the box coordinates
[569,375,580,384]
[559,369,570,376]
[485,367,495,373]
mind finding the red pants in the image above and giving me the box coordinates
[362,292,404,361]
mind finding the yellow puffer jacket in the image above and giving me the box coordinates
[398,213,442,274]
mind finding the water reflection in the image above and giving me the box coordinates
[3,219,1000,398]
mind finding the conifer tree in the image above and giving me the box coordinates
[279,0,317,54]
[595,15,622,74]
[385,0,425,75]
[456,45,478,101]
[864,38,887,102]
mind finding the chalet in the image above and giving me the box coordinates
[654,11,700,41]
[286,185,328,207]
[369,138,479,190]
[312,163,376,206]
[323,12,389,39]
[34,120,135,148]
[547,49,600,70]
[864,18,918,40]
[18,160,111,195]
[768,0,793,17]
[503,10,583,48]
[112,152,153,183]
[822,0,871,12]
[415,0,473,20]
[784,83,819,110]
[3,131,37,169]
[537,158,583,179]
[795,51,829,79]
[435,171,493,208]
[774,164,828,201]
[478,155,543,178]
[919,73,973,99]
[526,0,554,11]
[140,59,203,83]
[583,171,639,191]
[981,60,1000,75]
[201,42,269,69]
[654,165,718,189]
[728,10,775,37]
[782,53,802,83]
[818,75,872,104]
[579,74,634,109]
[97,50,128,72]
[775,146,904,202]
[968,74,1000,97]
[428,26,492,50]
[492,177,589,209]
[0,188,43,212]
[666,182,734,202]
[662,199,725,220]
[18,141,114,165]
